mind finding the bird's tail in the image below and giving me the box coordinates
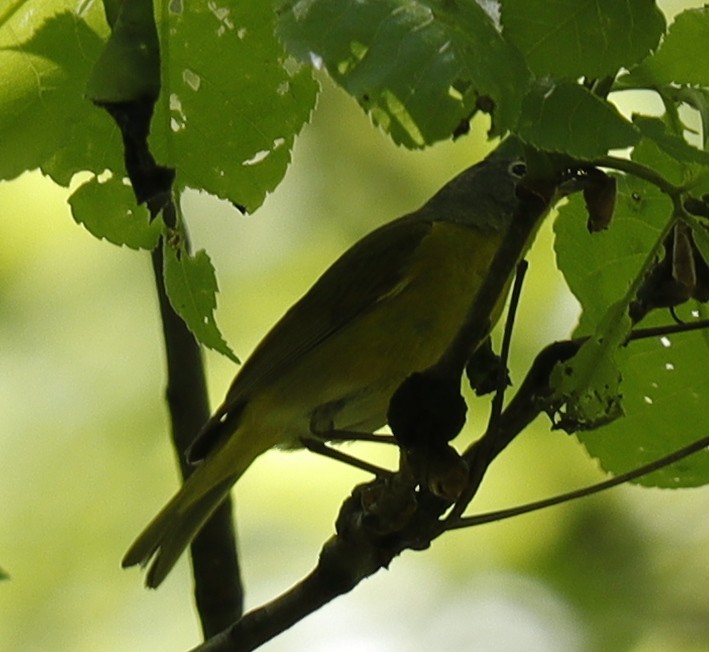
[122,428,261,588]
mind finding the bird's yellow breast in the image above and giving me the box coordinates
[244,221,508,445]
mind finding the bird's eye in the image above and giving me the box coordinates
[508,161,527,178]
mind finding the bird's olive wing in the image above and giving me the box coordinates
[227,215,433,402]
[187,216,433,461]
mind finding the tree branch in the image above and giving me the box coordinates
[188,340,569,652]
[188,477,449,652]
[151,240,243,637]
[93,81,246,636]
[186,306,709,651]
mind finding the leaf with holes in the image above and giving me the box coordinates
[152,1,318,212]
[1,2,317,213]
[278,0,529,147]
[555,165,709,487]
[548,303,629,434]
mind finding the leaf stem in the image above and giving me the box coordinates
[589,155,683,196]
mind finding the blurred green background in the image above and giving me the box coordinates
[2,2,709,649]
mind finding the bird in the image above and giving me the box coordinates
[123,139,545,588]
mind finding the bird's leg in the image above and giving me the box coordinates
[309,401,398,444]
[305,406,396,475]
[325,431,397,444]
[300,437,392,477]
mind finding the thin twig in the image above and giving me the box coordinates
[590,156,683,196]
[489,260,528,427]
[447,435,709,530]
[629,318,709,342]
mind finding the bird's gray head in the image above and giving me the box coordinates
[420,144,528,232]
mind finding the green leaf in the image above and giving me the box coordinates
[548,304,628,434]
[163,244,239,363]
[517,82,639,158]
[556,174,671,331]
[630,127,698,187]
[2,2,316,213]
[628,7,709,86]
[633,115,709,166]
[502,0,665,79]
[69,175,161,250]
[278,0,529,147]
[0,566,8,581]
[86,0,161,103]
[0,11,123,183]
[555,173,709,487]
[579,319,709,488]
[670,87,709,151]
[149,1,318,213]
